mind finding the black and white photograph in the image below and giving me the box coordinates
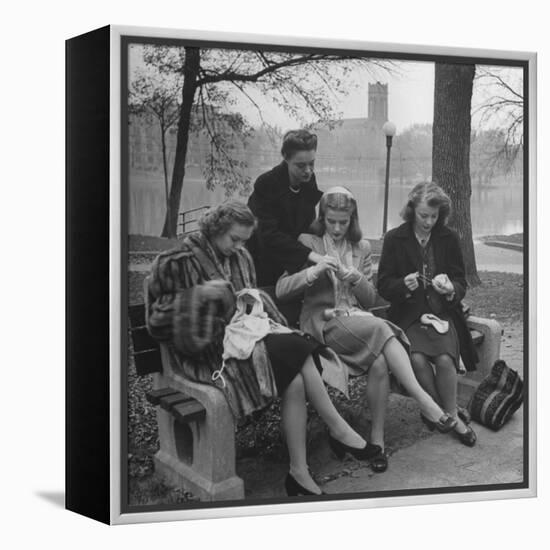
[123,30,531,516]
[6,0,548,544]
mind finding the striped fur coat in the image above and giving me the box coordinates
[145,232,288,419]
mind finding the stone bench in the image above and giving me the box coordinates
[129,303,244,501]
[456,315,503,404]
[129,299,502,502]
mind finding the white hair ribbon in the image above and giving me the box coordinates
[324,186,354,198]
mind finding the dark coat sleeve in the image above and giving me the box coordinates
[248,176,312,273]
[377,230,411,304]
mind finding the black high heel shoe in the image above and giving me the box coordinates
[454,424,477,447]
[328,433,382,461]
[369,450,389,473]
[285,473,324,497]
[420,413,457,433]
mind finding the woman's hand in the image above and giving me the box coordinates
[312,255,338,277]
[404,272,420,292]
[432,273,454,295]
[308,251,325,265]
[202,279,231,302]
[309,251,338,268]
[335,265,362,285]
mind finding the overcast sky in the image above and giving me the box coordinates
[228,59,435,132]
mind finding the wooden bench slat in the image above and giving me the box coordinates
[128,304,146,328]
[147,387,206,424]
[132,326,160,353]
[146,387,180,406]
[160,393,194,411]
[172,400,206,424]
[128,303,162,376]
[134,349,162,376]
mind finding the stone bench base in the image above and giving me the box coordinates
[458,316,502,406]
[150,345,245,501]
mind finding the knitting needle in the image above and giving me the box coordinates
[417,273,433,286]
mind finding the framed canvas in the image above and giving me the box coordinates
[66,24,536,525]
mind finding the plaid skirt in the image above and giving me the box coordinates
[322,314,409,376]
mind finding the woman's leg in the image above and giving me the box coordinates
[410,352,441,405]
[382,338,446,422]
[432,354,469,434]
[281,372,321,494]
[365,354,390,450]
[300,355,366,449]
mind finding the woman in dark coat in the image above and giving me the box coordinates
[377,182,478,447]
[146,201,381,497]
[247,129,335,287]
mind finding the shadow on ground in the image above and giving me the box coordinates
[35,491,65,509]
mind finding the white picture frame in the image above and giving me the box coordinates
[66,24,536,525]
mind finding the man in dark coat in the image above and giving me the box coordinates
[247,129,330,287]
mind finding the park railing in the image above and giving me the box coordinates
[177,205,210,238]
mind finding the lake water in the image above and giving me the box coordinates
[324,180,525,238]
[129,172,524,238]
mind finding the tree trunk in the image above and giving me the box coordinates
[161,47,200,238]
[432,63,480,286]
[159,119,170,231]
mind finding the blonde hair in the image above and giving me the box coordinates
[310,187,362,242]
[199,200,257,238]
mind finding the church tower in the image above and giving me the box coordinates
[368,82,388,126]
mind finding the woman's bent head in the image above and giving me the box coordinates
[400,182,451,232]
[310,186,362,243]
[199,201,257,256]
[281,129,318,187]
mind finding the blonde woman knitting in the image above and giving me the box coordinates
[276,187,457,473]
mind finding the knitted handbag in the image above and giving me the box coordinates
[468,360,524,430]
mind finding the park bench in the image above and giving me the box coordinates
[129,295,502,502]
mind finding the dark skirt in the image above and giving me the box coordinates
[406,313,460,370]
[264,332,324,394]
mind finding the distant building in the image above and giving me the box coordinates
[313,82,388,183]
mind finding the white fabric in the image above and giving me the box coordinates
[212,289,292,386]
[420,313,449,334]
[223,288,292,362]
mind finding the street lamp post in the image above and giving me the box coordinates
[382,121,396,236]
